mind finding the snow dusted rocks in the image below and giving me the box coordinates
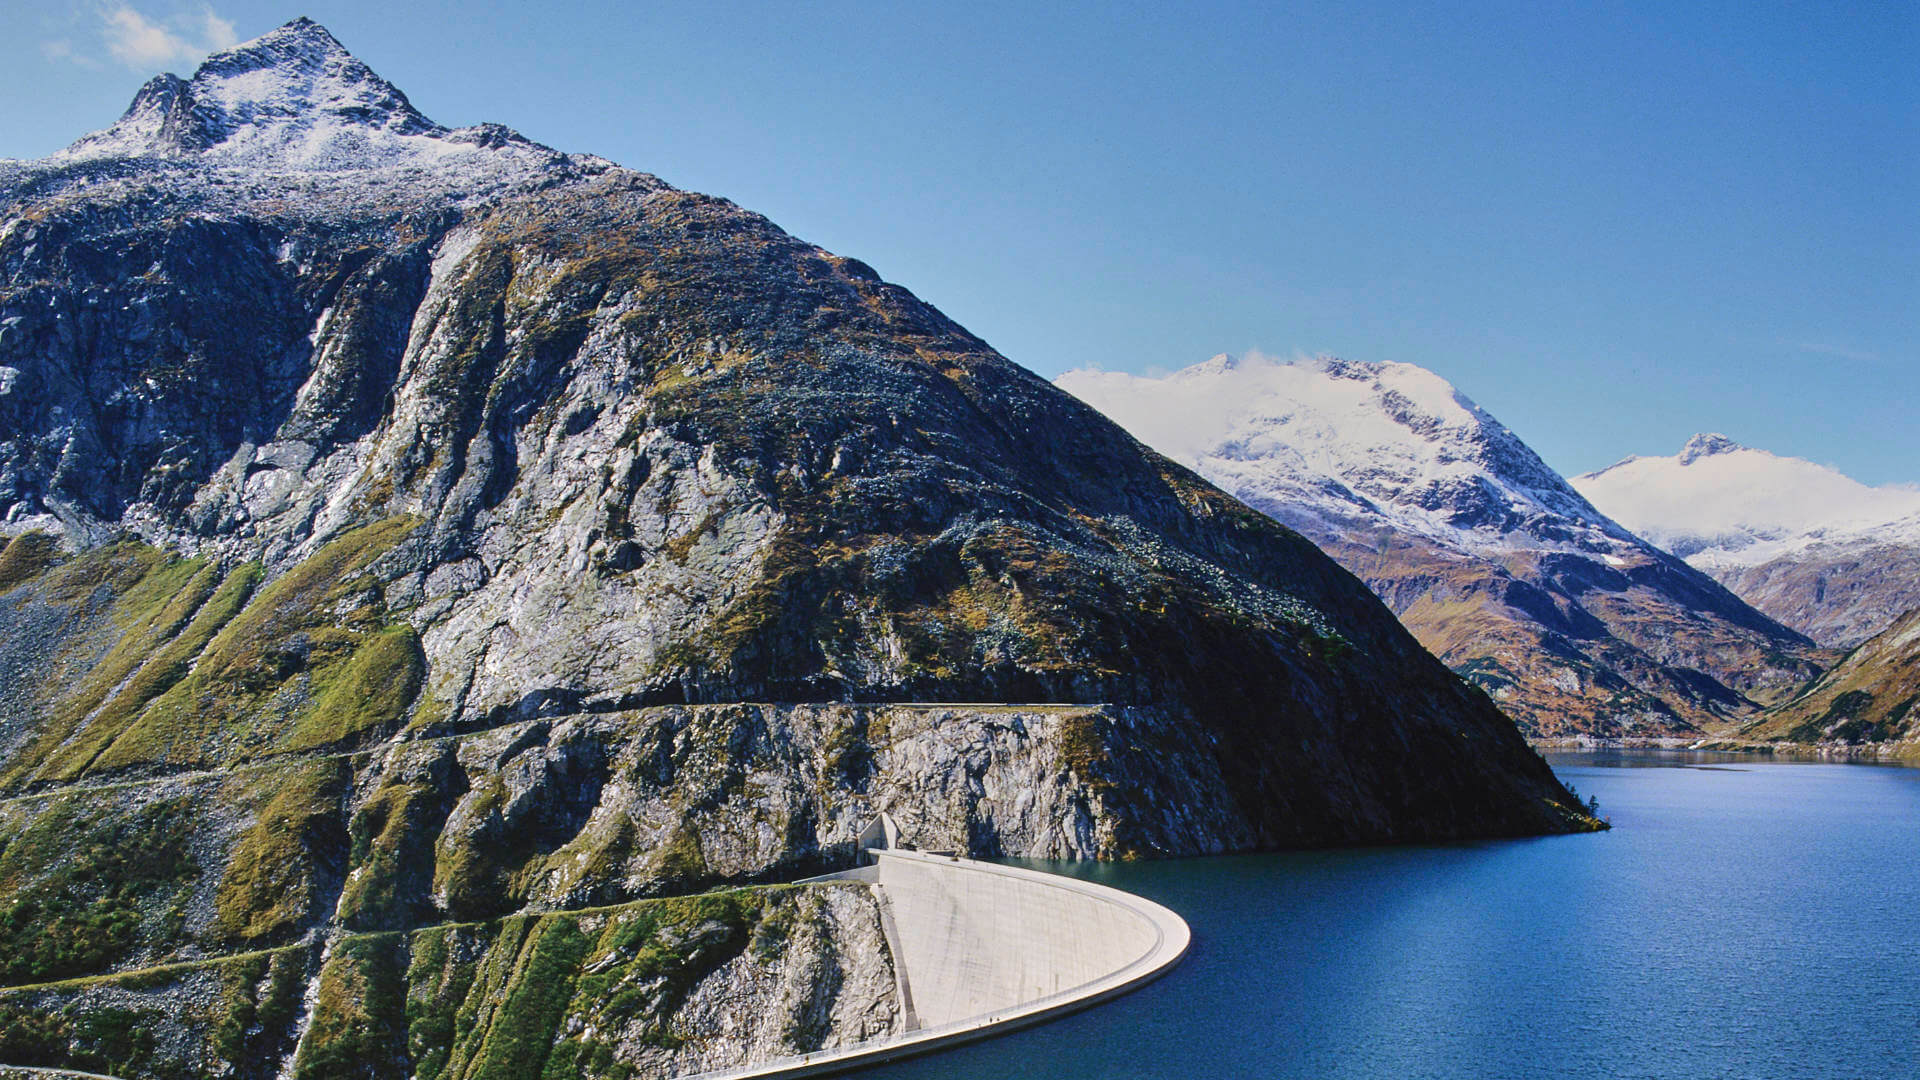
[1059,354,1824,737]
[54,17,576,178]
[1575,435,1920,648]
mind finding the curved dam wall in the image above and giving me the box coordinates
[873,849,1165,1028]
[693,846,1190,1079]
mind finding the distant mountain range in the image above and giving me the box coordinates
[1057,354,1824,739]
[1573,437,1920,649]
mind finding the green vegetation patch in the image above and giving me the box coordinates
[460,915,591,1079]
[31,562,262,785]
[405,924,488,1080]
[431,775,511,922]
[92,516,424,772]
[563,890,762,1051]
[1785,688,1878,744]
[0,532,59,592]
[526,809,643,910]
[281,624,427,754]
[215,759,349,944]
[0,945,311,1080]
[0,794,200,984]
[0,1000,166,1077]
[650,819,709,890]
[292,933,410,1080]
[213,947,308,1069]
[412,888,787,1080]
[37,539,168,607]
[0,548,226,789]
[340,779,450,930]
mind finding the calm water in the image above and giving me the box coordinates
[862,751,1920,1080]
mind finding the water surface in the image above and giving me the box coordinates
[861,751,1920,1080]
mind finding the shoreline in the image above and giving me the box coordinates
[1530,735,1918,763]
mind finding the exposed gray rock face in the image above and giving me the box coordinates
[374,704,1244,924]
[639,886,900,1077]
[0,20,1591,849]
[1705,544,1920,650]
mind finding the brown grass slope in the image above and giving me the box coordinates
[1741,605,1920,758]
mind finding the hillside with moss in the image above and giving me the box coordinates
[1730,607,1920,760]
[0,19,1597,1078]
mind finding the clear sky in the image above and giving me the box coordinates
[3,1,1914,482]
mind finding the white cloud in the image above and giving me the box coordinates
[40,39,101,69]
[196,8,239,52]
[44,4,239,72]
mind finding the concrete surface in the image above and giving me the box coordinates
[687,847,1191,1078]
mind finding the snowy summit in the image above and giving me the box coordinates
[1573,435,1920,567]
[1057,352,1819,738]
[1574,437,1920,648]
[1,18,626,223]
[55,17,556,173]
[1057,352,1637,557]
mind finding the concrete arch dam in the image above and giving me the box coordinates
[694,843,1192,1078]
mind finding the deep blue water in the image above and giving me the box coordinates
[860,751,1920,1080]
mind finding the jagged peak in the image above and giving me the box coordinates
[49,18,570,174]
[185,16,432,130]
[1678,432,1748,465]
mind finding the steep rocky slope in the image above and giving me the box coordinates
[1574,435,1920,649]
[0,20,1593,1079]
[1058,354,1825,738]
[1734,606,1920,759]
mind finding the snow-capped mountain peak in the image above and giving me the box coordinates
[1058,352,1633,555]
[1057,352,1821,735]
[1573,437,1920,564]
[1677,432,1746,465]
[52,18,556,174]
[1573,437,1920,647]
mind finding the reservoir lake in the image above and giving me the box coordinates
[860,751,1920,1080]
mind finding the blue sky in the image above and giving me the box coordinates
[3,1,1914,482]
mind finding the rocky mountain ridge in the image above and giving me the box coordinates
[1574,435,1920,648]
[1057,354,1824,738]
[0,21,1594,1078]
[50,16,578,179]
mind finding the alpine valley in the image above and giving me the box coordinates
[0,19,1597,1080]
[1056,354,1831,740]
